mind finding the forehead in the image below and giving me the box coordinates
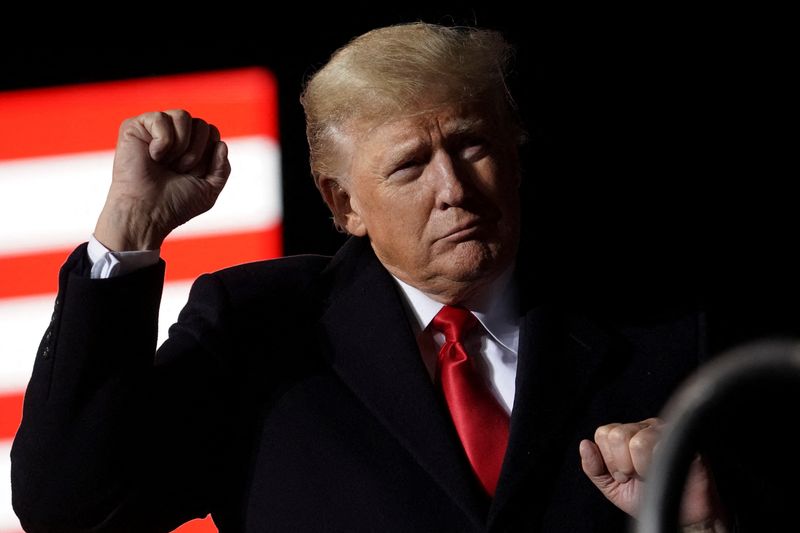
[359,104,494,144]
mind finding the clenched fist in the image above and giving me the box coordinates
[580,418,724,529]
[94,109,231,251]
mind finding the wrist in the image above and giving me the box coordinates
[94,197,169,252]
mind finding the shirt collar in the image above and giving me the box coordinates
[391,266,519,354]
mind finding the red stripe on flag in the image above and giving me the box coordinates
[0,248,74,299]
[0,68,278,161]
[0,392,23,440]
[0,225,282,299]
[160,226,282,281]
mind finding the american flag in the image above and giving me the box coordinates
[0,68,282,532]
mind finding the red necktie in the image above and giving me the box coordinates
[431,305,510,497]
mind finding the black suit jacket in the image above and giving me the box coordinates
[11,236,708,532]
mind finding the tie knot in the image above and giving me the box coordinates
[431,305,478,343]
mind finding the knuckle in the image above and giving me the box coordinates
[629,433,650,454]
[643,417,661,427]
[167,108,191,123]
[129,111,167,131]
[138,111,160,121]
[143,112,172,135]
[119,117,136,132]
[607,426,630,445]
[594,424,613,442]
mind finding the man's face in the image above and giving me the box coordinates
[329,103,521,303]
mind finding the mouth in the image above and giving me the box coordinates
[441,219,486,242]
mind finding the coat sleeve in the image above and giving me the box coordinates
[10,243,238,532]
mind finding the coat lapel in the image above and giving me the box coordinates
[317,237,489,528]
[488,299,614,529]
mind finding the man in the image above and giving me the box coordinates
[11,23,723,532]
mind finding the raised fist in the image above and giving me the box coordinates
[94,109,231,251]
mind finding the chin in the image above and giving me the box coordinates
[439,240,507,282]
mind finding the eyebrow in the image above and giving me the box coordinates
[443,116,487,136]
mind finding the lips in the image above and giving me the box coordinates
[441,219,485,241]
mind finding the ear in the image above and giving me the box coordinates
[318,175,367,236]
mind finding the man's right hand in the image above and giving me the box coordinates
[94,109,231,251]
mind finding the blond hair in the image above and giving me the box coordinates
[300,22,523,184]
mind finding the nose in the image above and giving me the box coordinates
[432,150,468,209]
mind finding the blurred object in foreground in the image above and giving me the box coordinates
[637,338,800,533]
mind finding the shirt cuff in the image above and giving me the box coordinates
[87,235,161,279]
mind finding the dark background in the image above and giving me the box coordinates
[1,7,793,324]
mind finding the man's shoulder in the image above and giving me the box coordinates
[180,238,384,329]
[209,254,334,301]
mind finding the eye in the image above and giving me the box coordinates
[389,158,425,179]
[459,138,489,161]
[395,159,421,172]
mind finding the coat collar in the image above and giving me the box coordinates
[317,237,490,528]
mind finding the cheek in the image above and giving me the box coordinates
[355,192,417,244]
[380,186,434,229]
[390,206,432,242]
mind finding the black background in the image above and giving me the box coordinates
[1,7,793,313]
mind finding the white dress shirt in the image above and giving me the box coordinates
[86,234,520,414]
[87,235,160,278]
[391,268,519,414]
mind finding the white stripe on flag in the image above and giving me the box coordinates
[0,440,21,531]
[0,136,281,256]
